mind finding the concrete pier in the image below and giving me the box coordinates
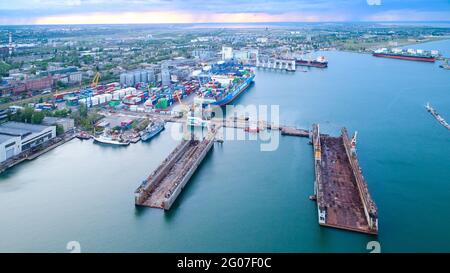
[311,124,378,235]
[135,131,215,210]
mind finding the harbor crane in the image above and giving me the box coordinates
[91,72,101,88]
[351,131,358,155]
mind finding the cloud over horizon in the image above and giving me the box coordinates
[0,0,449,25]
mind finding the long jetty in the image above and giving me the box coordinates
[312,124,378,235]
[426,103,450,131]
[135,130,216,210]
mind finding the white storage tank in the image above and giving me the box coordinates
[112,92,120,100]
[91,97,99,106]
[98,95,106,104]
[105,93,113,101]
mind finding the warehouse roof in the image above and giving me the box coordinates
[0,122,52,139]
[0,133,19,144]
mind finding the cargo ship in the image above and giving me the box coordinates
[296,56,328,68]
[197,66,255,107]
[373,48,438,62]
[140,120,165,141]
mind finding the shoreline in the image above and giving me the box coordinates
[326,36,450,55]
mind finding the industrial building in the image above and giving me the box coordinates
[161,67,171,87]
[221,46,233,60]
[119,69,156,87]
[192,49,216,60]
[0,122,56,163]
[0,75,53,97]
[42,117,75,132]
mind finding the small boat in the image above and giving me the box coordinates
[439,59,450,70]
[93,133,130,146]
[140,120,165,142]
[244,127,260,133]
[76,131,91,140]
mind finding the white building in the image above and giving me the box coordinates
[256,37,268,43]
[0,122,56,163]
[0,134,21,162]
[161,68,171,87]
[221,46,233,60]
[120,69,156,87]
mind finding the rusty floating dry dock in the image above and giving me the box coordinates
[134,131,215,210]
[311,124,378,235]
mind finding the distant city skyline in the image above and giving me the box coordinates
[0,0,449,25]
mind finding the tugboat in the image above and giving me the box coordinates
[140,120,165,142]
[439,59,450,70]
[93,131,130,146]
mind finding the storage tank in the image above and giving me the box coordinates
[98,95,106,104]
[105,93,113,101]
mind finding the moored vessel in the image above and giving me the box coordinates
[76,131,91,140]
[373,48,438,62]
[93,132,130,146]
[140,120,165,142]
[296,56,328,68]
[197,64,255,107]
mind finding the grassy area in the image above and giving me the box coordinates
[337,36,448,53]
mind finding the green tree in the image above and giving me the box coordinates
[56,80,67,89]
[31,111,45,124]
[23,107,34,123]
[0,61,11,77]
[55,124,64,136]
[79,102,88,118]
[9,109,23,122]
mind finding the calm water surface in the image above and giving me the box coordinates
[1,39,449,252]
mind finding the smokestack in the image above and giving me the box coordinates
[8,32,13,56]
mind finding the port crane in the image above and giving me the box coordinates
[91,72,101,88]
[351,131,358,155]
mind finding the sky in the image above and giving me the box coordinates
[0,0,449,25]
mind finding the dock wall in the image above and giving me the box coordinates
[135,140,191,205]
[163,138,214,210]
[341,128,378,232]
[312,124,326,224]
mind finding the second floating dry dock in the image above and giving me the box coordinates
[312,124,378,235]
